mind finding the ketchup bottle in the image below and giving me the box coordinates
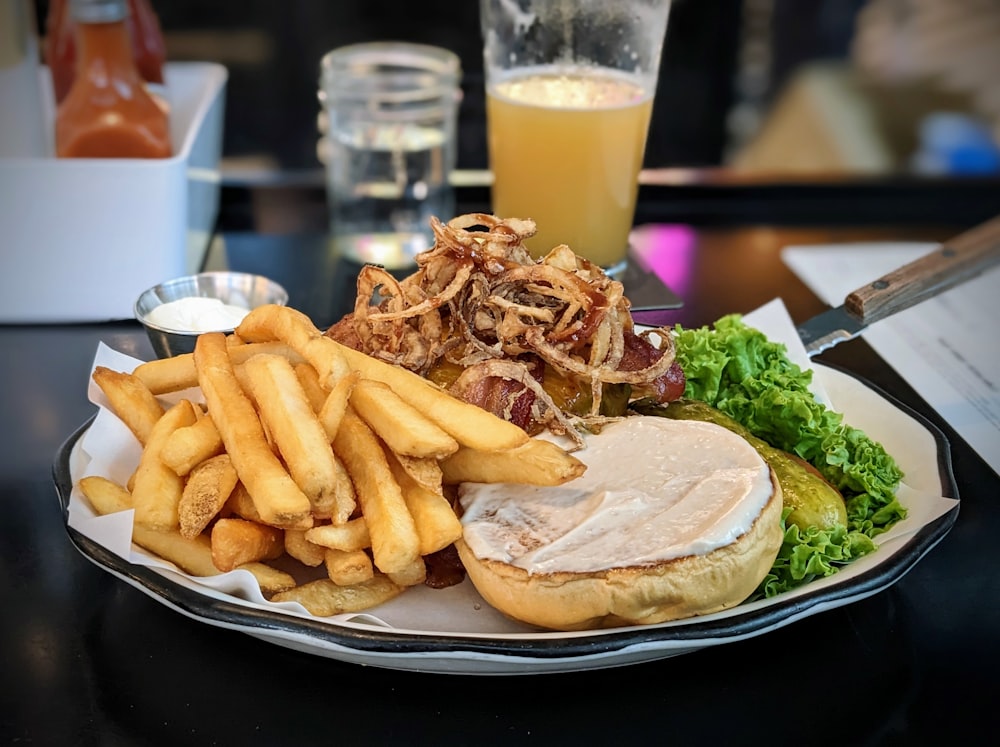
[54,0,171,158]
[45,0,166,104]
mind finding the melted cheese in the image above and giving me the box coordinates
[458,417,773,574]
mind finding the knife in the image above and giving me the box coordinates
[797,214,1000,356]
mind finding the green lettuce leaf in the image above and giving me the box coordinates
[669,314,905,597]
[751,509,878,599]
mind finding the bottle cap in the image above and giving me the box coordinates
[71,0,129,24]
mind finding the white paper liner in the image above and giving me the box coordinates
[67,298,958,637]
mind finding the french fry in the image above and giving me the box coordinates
[237,562,297,595]
[270,575,403,616]
[284,528,326,567]
[293,362,326,413]
[131,354,195,395]
[331,339,530,452]
[385,447,462,555]
[131,525,295,593]
[160,414,224,476]
[440,438,586,486]
[304,517,371,552]
[282,365,359,491]
[324,548,374,586]
[224,482,261,523]
[386,556,427,587]
[392,454,445,496]
[210,517,284,572]
[332,408,421,575]
[132,340,304,394]
[242,353,356,523]
[131,399,199,529]
[91,366,164,444]
[178,453,239,539]
[231,362,254,402]
[79,475,132,515]
[318,370,358,440]
[350,379,459,459]
[194,333,312,529]
[235,305,352,388]
[133,525,221,575]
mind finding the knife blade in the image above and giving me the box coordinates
[798,213,1000,356]
[629,307,680,327]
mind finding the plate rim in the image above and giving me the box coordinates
[54,362,961,664]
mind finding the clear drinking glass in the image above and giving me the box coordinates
[318,42,462,269]
[480,0,672,272]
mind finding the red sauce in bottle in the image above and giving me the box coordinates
[45,0,166,104]
[54,0,171,159]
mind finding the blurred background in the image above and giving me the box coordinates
[30,0,1000,183]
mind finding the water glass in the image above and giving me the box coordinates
[318,42,462,269]
[480,0,672,272]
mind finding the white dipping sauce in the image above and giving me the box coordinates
[145,297,250,332]
[459,417,773,574]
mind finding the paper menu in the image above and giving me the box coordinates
[782,242,1000,477]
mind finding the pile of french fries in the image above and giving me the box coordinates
[79,305,585,616]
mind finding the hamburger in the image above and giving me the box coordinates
[455,416,784,630]
[326,212,904,628]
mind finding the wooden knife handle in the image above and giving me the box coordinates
[845,214,1000,323]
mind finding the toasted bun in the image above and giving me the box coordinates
[456,417,787,632]
[456,476,783,630]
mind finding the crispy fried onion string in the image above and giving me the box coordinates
[339,213,676,432]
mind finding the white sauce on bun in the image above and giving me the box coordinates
[459,416,773,574]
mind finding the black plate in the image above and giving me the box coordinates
[54,363,960,673]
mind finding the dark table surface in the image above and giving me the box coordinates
[3,186,998,745]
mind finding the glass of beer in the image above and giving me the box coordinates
[480,0,672,272]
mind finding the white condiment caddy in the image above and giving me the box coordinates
[0,62,228,322]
